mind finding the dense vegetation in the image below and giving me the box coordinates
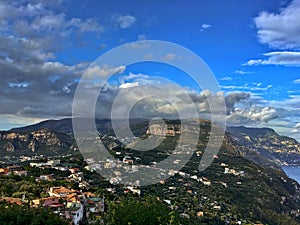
[0,202,68,225]
[103,197,180,225]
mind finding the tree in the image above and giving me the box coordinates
[0,202,69,225]
[104,197,180,225]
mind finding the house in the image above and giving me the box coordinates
[104,160,116,168]
[32,197,61,209]
[64,203,84,225]
[86,197,105,213]
[30,162,47,167]
[69,168,80,174]
[109,177,122,184]
[49,186,77,197]
[220,163,228,167]
[122,156,134,164]
[7,165,22,172]
[65,193,82,208]
[213,205,221,210]
[163,199,171,205]
[191,175,198,180]
[13,170,27,176]
[39,174,54,181]
[126,186,141,195]
[0,197,24,205]
[196,211,204,217]
[53,166,68,171]
[0,168,10,176]
[200,177,211,186]
[47,159,60,166]
[79,180,89,189]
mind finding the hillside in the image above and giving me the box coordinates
[3,118,300,168]
[97,120,300,224]
[0,129,76,156]
[227,126,300,166]
[1,118,300,223]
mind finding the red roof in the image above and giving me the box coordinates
[0,197,24,205]
[48,203,62,208]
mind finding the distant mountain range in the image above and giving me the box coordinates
[1,118,300,167]
[227,126,300,166]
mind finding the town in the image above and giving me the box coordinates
[0,145,295,225]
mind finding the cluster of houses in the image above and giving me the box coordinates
[0,157,105,225]
[0,186,104,225]
[0,165,27,176]
[36,186,104,225]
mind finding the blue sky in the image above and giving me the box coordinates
[1,0,300,140]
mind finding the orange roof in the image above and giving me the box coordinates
[66,193,77,199]
[52,186,73,194]
[42,196,59,201]
[0,197,24,205]
[48,203,62,208]
[0,168,10,174]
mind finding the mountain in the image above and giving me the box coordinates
[227,126,300,166]
[1,118,148,157]
[9,117,147,134]
[0,129,76,156]
[2,118,300,223]
[3,118,300,167]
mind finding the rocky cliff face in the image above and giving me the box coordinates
[0,129,75,156]
[146,124,180,136]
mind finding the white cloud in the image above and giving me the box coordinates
[84,65,126,79]
[249,107,278,122]
[116,15,136,29]
[156,103,176,114]
[200,23,211,31]
[254,0,300,49]
[227,107,278,124]
[235,70,253,75]
[220,76,232,81]
[295,123,300,128]
[221,84,272,92]
[244,51,300,66]
[121,73,149,82]
[293,79,300,84]
[32,13,65,30]
[119,82,139,89]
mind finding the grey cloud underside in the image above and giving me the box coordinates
[0,1,101,117]
[0,61,280,125]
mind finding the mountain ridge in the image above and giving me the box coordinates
[2,118,300,167]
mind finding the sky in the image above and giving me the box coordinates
[0,0,300,141]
